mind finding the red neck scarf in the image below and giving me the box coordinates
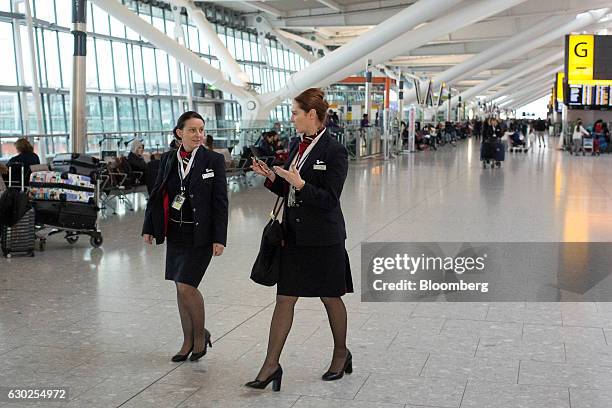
[179,146,193,170]
[298,127,325,156]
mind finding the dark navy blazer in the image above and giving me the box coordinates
[142,147,228,246]
[265,129,348,246]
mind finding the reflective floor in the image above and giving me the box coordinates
[2,137,612,407]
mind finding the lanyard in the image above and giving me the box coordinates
[293,127,325,171]
[177,146,198,191]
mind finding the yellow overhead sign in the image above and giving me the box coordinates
[566,34,612,85]
[567,35,594,84]
[556,72,564,102]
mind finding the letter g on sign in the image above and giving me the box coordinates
[574,42,588,58]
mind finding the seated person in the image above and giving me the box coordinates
[127,139,147,173]
[3,138,40,185]
[256,131,275,157]
[205,134,214,150]
[509,131,525,147]
[270,131,285,152]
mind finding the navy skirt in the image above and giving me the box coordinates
[165,222,213,288]
[277,238,353,298]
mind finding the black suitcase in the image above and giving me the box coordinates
[32,200,97,230]
[1,165,35,257]
[1,208,35,257]
[52,153,100,180]
[494,142,505,162]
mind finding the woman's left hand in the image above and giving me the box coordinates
[273,164,305,190]
[213,243,225,256]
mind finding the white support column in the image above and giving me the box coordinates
[90,0,261,120]
[451,9,608,85]
[293,0,530,95]
[508,91,551,110]
[254,16,316,63]
[19,0,46,158]
[11,1,29,137]
[170,0,249,86]
[495,79,555,106]
[260,0,464,107]
[497,80,555,106]
[447,49,563,110]
[170,5,194,110]
[499,85,551,108]
[486,64,563,103]
[275,29,329,54]
[404,9,609,104]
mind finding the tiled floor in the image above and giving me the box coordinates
[2,136,612,407]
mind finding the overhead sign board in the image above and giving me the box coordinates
[556,72,564,102]
[565,34,612,85]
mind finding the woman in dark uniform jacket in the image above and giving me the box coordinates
[142,111,228,363]
[247,88,353,391]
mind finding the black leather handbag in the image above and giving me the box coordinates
[250,196,284,286]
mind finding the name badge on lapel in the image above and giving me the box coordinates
[202,169,214,179]
[313,160,326,171]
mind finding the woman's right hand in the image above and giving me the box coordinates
[143,234,154,245]
[251,157,275,182]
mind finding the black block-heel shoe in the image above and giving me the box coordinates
[190,328,213,362]
[171,346,193,362]
[322,350,352,381]
[245,365,283,392]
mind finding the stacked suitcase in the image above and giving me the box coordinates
[30,171,95,203]
[1,164,35,257]
[32,154,103,248]
[52,153,100,181]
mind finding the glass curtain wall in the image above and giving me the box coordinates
[0,0,311,158]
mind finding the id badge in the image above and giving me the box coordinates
[171,193,185,210]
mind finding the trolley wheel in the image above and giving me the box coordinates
[5,252,11,259]
[39,239,46,251]
[496,161,501,168]
[90,235,103,248]
[66,235,79,245]
[482,162,487,169]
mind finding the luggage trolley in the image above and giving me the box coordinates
[30,155,104,250]
[480,137,504,168]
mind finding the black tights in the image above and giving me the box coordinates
[256,295,348,380]
[176,282,206,354]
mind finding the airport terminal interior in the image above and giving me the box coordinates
[1,0,612,407]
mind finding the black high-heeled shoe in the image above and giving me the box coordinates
[171,346,193,362]
[245,365,283,392]
[189,328,212,362]
[322,350,352,381]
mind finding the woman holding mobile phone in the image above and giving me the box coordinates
[247,88,353,391]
